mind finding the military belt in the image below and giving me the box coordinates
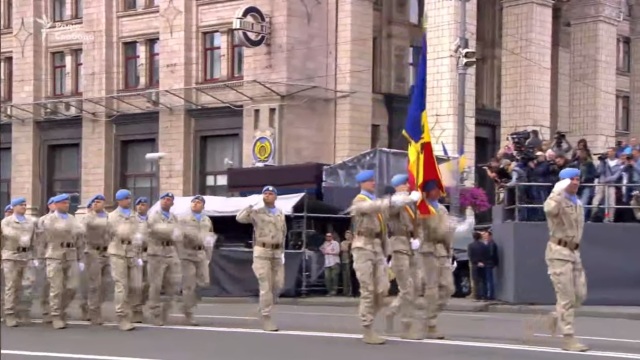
[355,232,382,238]
[17,246,31,253]
[551,238,579,251]
[93,246,108,252]
[121,240,132,245]
[60,242,75,248]
[256,242,281,250]
[161,241,175,247]
[388,231,414,238]
[193,245,204,251]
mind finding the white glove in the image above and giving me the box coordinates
[78,262,85,272]
[172,228,182,241]
[136,258,144,267]
[410,238,420,250]
[132,233,144,246]
[281,253,285,264]
[451,260,457,272]
[409,191,422,202]
[390,194,410,206]
[31,259,40,268]
[204,234,217,248]
[19,235,31,247]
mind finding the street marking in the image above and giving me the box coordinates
[535,334,640,344]
[18,319,640,359]
[196,310,491,319]
[0,350,163,360]
[170,314,257,320]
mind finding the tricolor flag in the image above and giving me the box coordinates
[403,36,445,216]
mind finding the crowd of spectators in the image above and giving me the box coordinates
[484,131,640,223]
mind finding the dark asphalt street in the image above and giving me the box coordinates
[2,302,640,359]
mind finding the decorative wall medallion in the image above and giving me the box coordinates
[14,18,33,57]
[160,0,183,37]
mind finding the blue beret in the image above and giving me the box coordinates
[4,204,12,212]
[262,186,277,195]
[47,197,56,205]
[135,197,149,206]
[87,194,106,208]
[559,168,580,180]
[10,197,27,207]
[192,195,206,204]
[422,180,440,192]
[623,147,632,155]
[390,174,409,188]
[115,189,132,201]
[160,192,175,200]
[355,170,375,183]
[52,194,70,203]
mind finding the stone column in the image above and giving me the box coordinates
[80,0,115,204]
[157,0,194,195]
[567,0,619,151]
[10,2,44,214]
[629,3,640,139]
[500,0,554,141]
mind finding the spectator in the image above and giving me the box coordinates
[467,231,485,301]
[548,153,574,184]
[591,147,623,223]
[571,149,597,220]
[550,132,573,156]
[480,229,499,301]
[529,152,553,221]
[571,138,592,162]
[525,130,543,151]
[320,232,341,296]
[505,161,529,221]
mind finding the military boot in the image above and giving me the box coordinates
[19,310,32,325]
[80,304,89,321]
[42,313,52,324]
[562,335,589,352]
[426,325,445,339]
[89,310,103,325]
[152,315,164,326]
[131,311,144,324]
[118,316,135,331]
[51,316,66,329]
[400,322,423,340]
[362,325,386,345]
[384,311,395,334]
[184,312,198,326]
[4,315,19,327]
[261,316,279,332]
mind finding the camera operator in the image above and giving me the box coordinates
[590,147,623,223]
[525,130,543,151]
[550,131,573,156]
[570,149,598,220]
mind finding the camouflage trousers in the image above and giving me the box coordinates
[252,249,284,317]
[46,258,80,318]
[2,259,35,316]
[109,255,143,318]
[132,260,148,315]
[181,258,210,315]
[546,257,587,336]
[352,247,389,327]
[80,252,111,313]
[387,252,423,324]
[147,255,181,319]
[419,253,454,327]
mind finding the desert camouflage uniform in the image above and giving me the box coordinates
[131,213,149,323]
[81,210,111,324]
[34,213,53,322]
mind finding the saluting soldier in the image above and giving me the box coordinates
[178,195,216,325]
[349,170,420,344]
[131,197,150,323]
[1,197,37,327]
[236,186,287,332]
[544,168,589,352]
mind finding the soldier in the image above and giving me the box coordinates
[131,196,150,323]
[236,186,287,332]
[544,168,589,352]
[81,195,111,325]
[178,195,216,325]
[147,192,182,326]
[348,170,420,344]
[384,174,422,340]
[1,204,9,321]
[3,204,12,217]
[107,189,144,331]
[340,230,353,297]
[41,194,86,329]
[35,198,56,323]
[1,197,37,327]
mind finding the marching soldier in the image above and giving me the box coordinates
[41,194,86,329]
[147,192,182,326]
[544,168,589,352]
[384,174,422,340]
[35,198,56,323]
[1,197,37,327]
[81,195,110,325]
[348,170,420,344]
[107,189,144,331]
[1,204,10,321]
[236,186,287,332]
[178,195,216,325]
[3,204,12,217]
[132,197,150,323]
[340,230,353,297]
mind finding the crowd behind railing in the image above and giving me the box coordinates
[482,130,640,223]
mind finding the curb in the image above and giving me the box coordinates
[486,305,640,320]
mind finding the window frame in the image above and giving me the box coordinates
[46,142,82,214]
[123,41,140,89]
[616,94,630,133]
[148,39,160,88]
[52,0,66,22]
[197,132,242,196]
[74,50,83,95]
[2,0,12,29]
[203,32,222,82]
[409,0,424,25]
[2,57,12,101]
[408,45,421,90]
[123,0,159,11]
[73,0,83,19]
[52,52,66,97]
[230,31,244,80]
[119,138,159,202]
[617,36,631,74]
[0,147,11,213]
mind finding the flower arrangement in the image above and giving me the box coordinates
[445,186,492,213]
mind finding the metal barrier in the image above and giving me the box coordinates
[498,182,639,222]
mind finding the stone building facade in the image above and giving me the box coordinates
[0,0,638,213]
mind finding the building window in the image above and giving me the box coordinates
[371,124,381,148]
[204,32,222,82]
[74,50,83,94]
[200,135,241,196]
[124,0,158,11]
[52,52,66,96]
[73,0,83,19]
[2,0,11,29]
[408,46,421,89]
[2,57,12,101]
[617,37,631,73]
[409,0,423,25]
[47,144,81,213]
[121,139,158,202]
[148,39,160,87]
[0,148,10,212]
[124,42,140,89]
[53,0,66,22]
[372,37,380,92]
[616,95,630,132]
[230,31,244,79]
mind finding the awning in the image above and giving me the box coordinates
[149,193,306,217]
[0,80,355,123]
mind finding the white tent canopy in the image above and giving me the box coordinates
[149,193,306,217]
